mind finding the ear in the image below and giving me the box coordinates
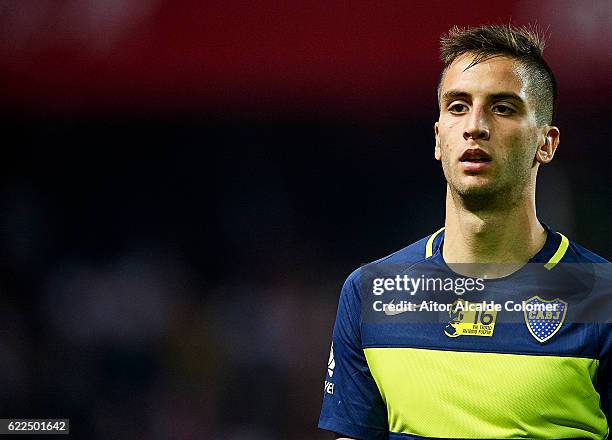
[434,122,441,161]
[535,126,560,164]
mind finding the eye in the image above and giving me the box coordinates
[492,104,515,115]
[448,103,468,113]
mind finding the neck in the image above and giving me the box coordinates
[442,184,547,276]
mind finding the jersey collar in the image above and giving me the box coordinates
[426,223,569,270]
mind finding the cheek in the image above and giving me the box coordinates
[502,133,537,170]
[438,120,461,145]
[439,118,459,133]
[515,129,539,157]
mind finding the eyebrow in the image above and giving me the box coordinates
[441,90,525,104]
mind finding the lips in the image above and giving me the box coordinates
[459,148,492,173]
[459,148,492,162]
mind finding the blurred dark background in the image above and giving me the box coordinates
[0,1,611,438]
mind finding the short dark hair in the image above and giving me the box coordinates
[438,24,557,125]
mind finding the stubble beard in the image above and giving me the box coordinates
[450,179,513,212]
[444,156,532,213]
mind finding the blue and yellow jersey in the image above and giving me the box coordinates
[319,224,612,439]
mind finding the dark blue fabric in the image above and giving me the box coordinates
[318,225,612,438]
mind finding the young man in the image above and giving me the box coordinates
[318,25,611,439]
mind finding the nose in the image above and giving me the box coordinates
[463,107,490,141]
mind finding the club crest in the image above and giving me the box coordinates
[523,296,568,343]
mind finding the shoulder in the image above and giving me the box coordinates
[367,233,434,266]
[563,236,610,264]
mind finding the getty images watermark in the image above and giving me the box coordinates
[370,275,560,314]
[372,274,485,296]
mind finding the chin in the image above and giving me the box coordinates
[457,185,497,198]
[451,178,518,210]
[453,178,502,199]
[455,176,496,196]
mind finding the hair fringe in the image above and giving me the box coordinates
[440,23,547,65]
[437,23,557,124]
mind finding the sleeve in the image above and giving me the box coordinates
[595,267,612,426]
[318,272,388,440]
[598,323,612,426]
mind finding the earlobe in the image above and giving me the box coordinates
[539,139,549,161]
[434,122,441,161]
[536,126,560,165]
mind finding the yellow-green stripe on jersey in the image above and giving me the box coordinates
[318,224,612,440]
[364,347,607,438]
[544,232,569,270]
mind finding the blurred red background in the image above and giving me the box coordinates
[2,0,611,116]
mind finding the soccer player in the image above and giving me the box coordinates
[318,25,612,439]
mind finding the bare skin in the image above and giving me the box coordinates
[434,53,560,277]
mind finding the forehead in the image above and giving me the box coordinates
[440,54,529,100]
